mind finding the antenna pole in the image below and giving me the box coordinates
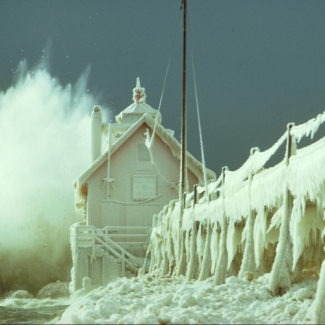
[180,0,187,200]
[176,0,187,276]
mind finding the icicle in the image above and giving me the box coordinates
[198,221,212,281]
[155,246,163,274]
[268,179,292,294]
[214,216,228,285]
[167,234,176,276]
[238,206,255,278]
[214,167,229,285]
[238,213,255,276]
[186,221,199,280]
[254,206,268,269]
[161,250,169,276]
[176,229,187,276]
[289,196,307,270]
[226,220,237,270]
[210,223,219,274]
[185,230,190,263]
[160,223,169,275]
[186,185,199,280]
[239,150,257,278]
[166,207,176,276]
[267,205,283,234]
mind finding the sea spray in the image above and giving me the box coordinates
[0,60,100,295]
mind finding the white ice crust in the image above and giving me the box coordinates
[64,111,325,324]
[57,273,318,324]
[145,110,325,323]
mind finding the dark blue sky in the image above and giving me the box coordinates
[1,0,325,175]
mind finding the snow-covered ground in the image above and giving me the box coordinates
[57,273,318,324]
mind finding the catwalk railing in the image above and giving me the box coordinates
[72,224,151,274]
[148,111,325,323]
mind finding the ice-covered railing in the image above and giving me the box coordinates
[291,112,325,142]
[147,110,325,323]
[71,224,151,274]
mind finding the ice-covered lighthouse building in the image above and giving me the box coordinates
[70,78,216,292]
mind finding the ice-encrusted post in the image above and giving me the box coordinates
[186,185,199,280]
[310,260,325,323]
[198,186,212,281]
[178,193,189,276]
[310,202,325,321]
[198,220,212,281]
[238,148,258,279]
[269,123,295,295]
[214,167,229,285]
[176,0,188,278]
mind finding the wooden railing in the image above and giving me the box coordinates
[71,224,151,275]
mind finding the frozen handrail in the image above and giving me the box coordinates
[184,174,222,206]
[225,132,287,190]
[291,111,325,142]
[74,225,151,273]
[149,110,325,228]
[148,108,325,303]
[207,174,223,193]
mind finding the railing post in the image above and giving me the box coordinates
[214,166,229,285]
[238,148,259,279]
[122,252,125,277]
[193,184,198,205]
[186,184,199,281]
[183,191,189,209]
[269,122,295,295]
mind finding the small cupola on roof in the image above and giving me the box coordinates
[115,77,162,124]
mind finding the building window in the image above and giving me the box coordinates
[137,143,150,161]
[133,175,157,200]
[136,141,153,170]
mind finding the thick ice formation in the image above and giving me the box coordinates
[147,111,325,323]
[54,110,325,324]
[291,111,325,142]
[37,281,70,299]
[57,273,318,324]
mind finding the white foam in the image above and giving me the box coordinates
[0,61,97,293]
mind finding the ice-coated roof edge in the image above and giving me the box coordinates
[115,102,162,124]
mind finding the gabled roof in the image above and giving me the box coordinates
[75,113,216,202]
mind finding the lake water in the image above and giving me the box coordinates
[0,298,69,324]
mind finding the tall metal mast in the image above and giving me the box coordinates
[180,0,187,201]
[177,0,187,275]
